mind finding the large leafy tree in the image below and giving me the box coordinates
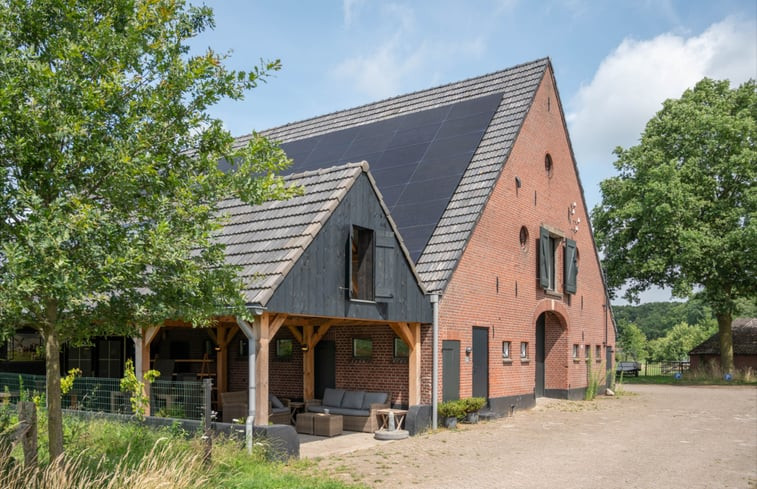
[0,1,297,460]
[593,78,756,373]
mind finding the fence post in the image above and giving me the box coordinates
[18,401,37,469]
[202,378,212,464]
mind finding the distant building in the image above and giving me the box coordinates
[689,318,757,370]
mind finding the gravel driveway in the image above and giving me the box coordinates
[317,384,757,489]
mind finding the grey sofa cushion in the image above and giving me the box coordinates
[328,407,370,417]
[322,388,345,407]
[307,405,327,413]
[271,406,289,414]
[269,394,285,409]
[362,392,388,409]
[341,390,365,409]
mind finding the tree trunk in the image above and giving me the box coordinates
[717,313,734,373]
[43,301,64,462]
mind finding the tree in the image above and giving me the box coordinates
[593,78,756,373]
[617,321,647,362]
[0,1,298,461]
[646,321,715,363]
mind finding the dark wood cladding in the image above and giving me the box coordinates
[266,174,431,324]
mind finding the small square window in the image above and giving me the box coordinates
[573,344,579,359]
[394,337,409,358]
[502,341,511,360]
[520,342,529,359]
[276,339,292,359]
[353,338,372,360]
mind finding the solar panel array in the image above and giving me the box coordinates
[280,92,503,260]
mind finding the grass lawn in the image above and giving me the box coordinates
[0,409,366,489]
[619,374,757,386]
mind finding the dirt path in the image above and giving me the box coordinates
[316,385,757,489]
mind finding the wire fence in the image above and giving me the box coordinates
[0,372,206,420]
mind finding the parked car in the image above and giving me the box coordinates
[616,361,642,377]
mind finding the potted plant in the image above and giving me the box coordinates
[461,397,486,424]
[438,400,465,429]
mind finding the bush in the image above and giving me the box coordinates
[438,397,486,421]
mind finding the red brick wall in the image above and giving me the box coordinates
[228,325,411,406]
[435,67,615,402]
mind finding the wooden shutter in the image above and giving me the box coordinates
[346,226,354,299]
[538,226,550,289]
[374,232,395,302]
[564,238,578,294]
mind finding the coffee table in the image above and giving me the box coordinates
[313,413,343,437]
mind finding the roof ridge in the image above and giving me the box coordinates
[235,57,549,144]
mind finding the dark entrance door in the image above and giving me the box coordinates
[472,327,489,399]
[442,340,460,401]
[535,314,545,397]
[314,340,336,399]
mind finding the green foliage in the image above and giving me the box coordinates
[0,0,299,458]
[584,352,602,400]
[646,321,716,362]
[593,78,757,371]
[120,359,159,420]
[617,322,648,361]
[438,397,485,421]
[613,299,714,340]
[59,368,81,396]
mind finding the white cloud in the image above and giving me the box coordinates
[342,0,365,27]
[332,4,486,99]
[568,17,757,169]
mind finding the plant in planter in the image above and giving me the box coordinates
[438,400,466,429]
[461,397,486,424]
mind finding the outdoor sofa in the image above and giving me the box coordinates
[220,391,291,424]
[305,388,390,432]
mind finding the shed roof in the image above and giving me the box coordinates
[216,162,416,306]
[689,318,757,356]
[238,58,550,293]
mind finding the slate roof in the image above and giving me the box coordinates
[237,58,550,293]
[689,318,757,356]
[215,162,416,305]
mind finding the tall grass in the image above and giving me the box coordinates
[0,414,363,489]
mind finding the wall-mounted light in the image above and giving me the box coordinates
[301,344,309,352]
[465,346,472,355]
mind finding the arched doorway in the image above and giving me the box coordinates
[535,310,568,398]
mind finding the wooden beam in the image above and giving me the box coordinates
[269,314,288,339]
[254,314,270,425]
[389,322,413,348]
[216,326,228,395]
[302,325,315,400]
[311,322,333,346]
[139,326,160,416]
[286,325,303,345]
[408,323,421,406]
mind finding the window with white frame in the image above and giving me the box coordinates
[502,341,511,360]
[520,342,529,360]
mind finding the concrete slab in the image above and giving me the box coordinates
[299,430,405,459]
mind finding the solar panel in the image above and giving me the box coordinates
[280,92,502,261]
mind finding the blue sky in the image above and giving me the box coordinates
[191,0,756,303]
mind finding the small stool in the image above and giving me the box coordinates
[313,414,343,437]
[296,412,316,434]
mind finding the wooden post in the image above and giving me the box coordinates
[18,401,37,469]
[217,326,227,395]
[254,314,270,425]
[302,325,315,400]
[137,326,160,416]
[409,323,421,406]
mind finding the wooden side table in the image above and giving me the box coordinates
[376,408,408,431]
[289,401,305,425]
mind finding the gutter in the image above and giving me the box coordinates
[430,293,439,430]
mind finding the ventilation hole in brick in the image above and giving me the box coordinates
[545,153,553,177]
